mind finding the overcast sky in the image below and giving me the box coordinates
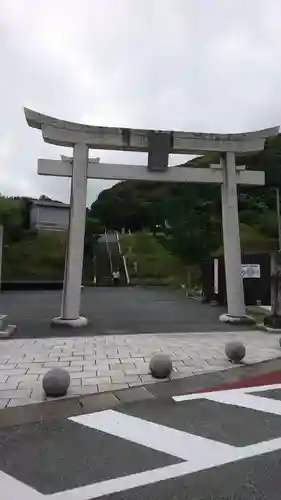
[1,0,281,207]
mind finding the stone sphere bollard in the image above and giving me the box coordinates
[149,353,172,379]
[225,341,246,363]
[43,367,70,397]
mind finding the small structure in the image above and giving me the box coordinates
[30,200,70,232]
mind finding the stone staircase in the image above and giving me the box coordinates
[107,232,127,285]
[95,238,113,286]
[95,231,129,286]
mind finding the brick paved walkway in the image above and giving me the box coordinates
[0,330,279,408]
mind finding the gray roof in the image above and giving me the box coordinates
[32,200,70,209]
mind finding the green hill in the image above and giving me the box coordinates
[90,134,281,265]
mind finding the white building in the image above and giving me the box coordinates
[30,200,70,231]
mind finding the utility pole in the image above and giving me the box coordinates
[276,187,281,252]
[0,225,3,292]
[264,187,281,329]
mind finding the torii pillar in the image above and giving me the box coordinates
[24,107,279,327]
[211,157,251,322]
[220,154,247,321]
[59,143,89,327]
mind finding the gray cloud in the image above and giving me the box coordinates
[0,0,281,206]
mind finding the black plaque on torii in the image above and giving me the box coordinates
[147,131,171,172]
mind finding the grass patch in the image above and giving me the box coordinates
[246,306,269,325]
[2,231,67,280]
[120,232,187,286]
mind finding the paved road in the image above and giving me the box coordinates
[1,381,281,499]
[0,287,252,338]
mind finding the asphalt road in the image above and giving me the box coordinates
[0,287,252,337]
[1,384,281,499]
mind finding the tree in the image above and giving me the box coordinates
[39,194,53,201]
[0,197,24,242]
[162,185,221,264]
[88,133,281,264]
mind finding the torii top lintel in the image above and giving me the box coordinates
[24,108,279,154]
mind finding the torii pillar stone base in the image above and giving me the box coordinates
[51,316,88,328]
[219,313,255,325]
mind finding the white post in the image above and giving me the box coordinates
[276,187,281,252]
[214,258,219,296]
[220,152,252,323]
[0,225,3,292]
[52,143,89,327]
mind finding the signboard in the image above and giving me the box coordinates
[241,264,260,279]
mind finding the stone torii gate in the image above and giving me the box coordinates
[24,108,279,327]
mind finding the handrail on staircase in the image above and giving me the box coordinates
[104,228,113,277]
[115,230,130,285]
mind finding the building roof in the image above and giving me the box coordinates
[32,200,70,209]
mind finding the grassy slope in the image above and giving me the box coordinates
[3,231,67,280]
[120,231,197,286]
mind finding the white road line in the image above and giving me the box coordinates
[70,409,235,461]
[3,404,281,499]
[207,392,281,416]
[49,436,281,500]
[173,383,281,416]
[49,463,197,500]
[173,383,281,403]
[0,470,44,499]
[242,383,281,393]
[4,384,281,500]
[3,436,281,500]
